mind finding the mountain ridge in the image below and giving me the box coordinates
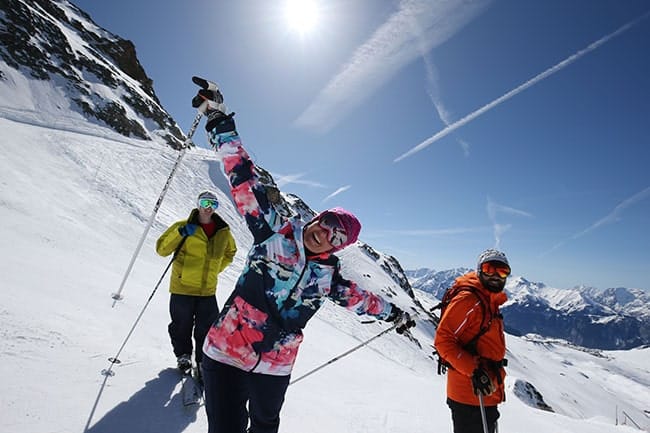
[0,0,185,147]
[407,268,650,350]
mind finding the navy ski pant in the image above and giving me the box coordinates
[447,398,500,433]
[202,357,290,433]
[168,293,218,364]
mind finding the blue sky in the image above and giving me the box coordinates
[71,0,650,290]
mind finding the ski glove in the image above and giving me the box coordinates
[191,76,225,113]
[471,367,496,396]
[386,304,403,322]
[178,224,198,237]
[387,304,416,334]
[192,76,237,133]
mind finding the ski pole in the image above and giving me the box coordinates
[86,239,187,431]
[289,322,399,386]
[478,393,489,433]
[111,111,203,306]
[101,237,188,377]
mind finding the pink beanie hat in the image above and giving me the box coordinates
[313,207,362,251]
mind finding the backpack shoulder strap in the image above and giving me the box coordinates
[456,286,493,354]
[434,285,497,374]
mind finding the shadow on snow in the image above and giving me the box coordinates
[86,368,201,433]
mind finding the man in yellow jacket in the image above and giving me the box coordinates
[156,190,237,373]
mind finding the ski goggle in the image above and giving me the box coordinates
[198,198,219,210]
[480,262,511,278]
[318,213,348,248]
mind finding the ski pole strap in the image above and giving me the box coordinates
[434,350,448,375]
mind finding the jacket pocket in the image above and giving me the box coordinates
[205,296,268,370]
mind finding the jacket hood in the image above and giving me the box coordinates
[188,208,228,230]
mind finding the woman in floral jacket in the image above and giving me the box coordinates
[192,77,408,433]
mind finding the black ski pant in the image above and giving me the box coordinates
[168,293,219,364]
[447,398,500,433]
[202,357,290,433]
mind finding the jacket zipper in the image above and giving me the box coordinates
[200,227,228,294]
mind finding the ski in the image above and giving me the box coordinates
[180,366,203,407]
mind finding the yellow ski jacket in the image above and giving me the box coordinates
[156,209,236,296]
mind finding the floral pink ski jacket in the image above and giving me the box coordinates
[203,130,394,376]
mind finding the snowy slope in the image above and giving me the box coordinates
[1,71,649,433]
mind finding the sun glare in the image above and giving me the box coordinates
[284,0,319,34]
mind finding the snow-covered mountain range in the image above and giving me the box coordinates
[1,1,649,432]
[408,268,650,350]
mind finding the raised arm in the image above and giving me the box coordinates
[192,76,283,243]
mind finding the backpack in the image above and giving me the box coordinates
[431,285,495,375]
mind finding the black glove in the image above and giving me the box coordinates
[191,76,236,133]
[386,304,416,334]
[386,304,402,322]
[471,367,496,396]
[192,76,224,112]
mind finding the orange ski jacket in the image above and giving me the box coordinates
[433,271,508,406]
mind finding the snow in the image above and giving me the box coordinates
[1,75,650,433]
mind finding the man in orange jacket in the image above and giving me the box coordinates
[434,249,510,433]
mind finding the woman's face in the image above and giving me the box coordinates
[198,206,214,217]
[303,220,334,254]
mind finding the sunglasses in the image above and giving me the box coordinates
[318,213,348,248]
[198,198,219,210]
[480,262,511,278]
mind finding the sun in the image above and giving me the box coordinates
[284,0,320,35]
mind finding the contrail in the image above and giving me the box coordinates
[270,171,326,188]
[570,185,650,240]
[541,185,650,256]
[295,0,489,132]
[322,185,351,203]
[486,196,532,247]
[394,11,650,163]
